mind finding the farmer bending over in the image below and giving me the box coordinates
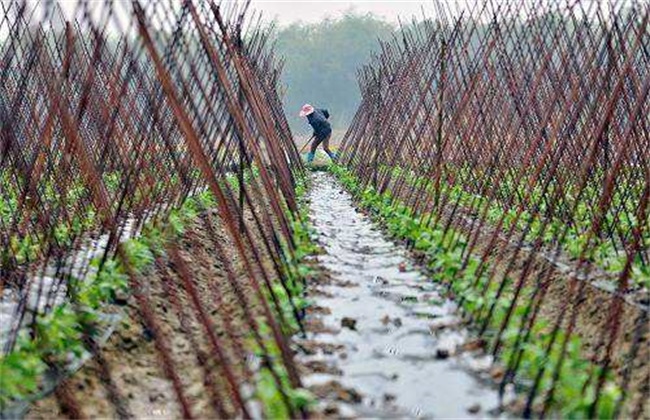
[299,104,337,164]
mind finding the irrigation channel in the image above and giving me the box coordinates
[298,172,511,418]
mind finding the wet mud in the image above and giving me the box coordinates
[297,173,510,418]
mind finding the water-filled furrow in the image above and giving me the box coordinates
[298,172,510,418]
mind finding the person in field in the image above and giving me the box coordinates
[299,104,337,164]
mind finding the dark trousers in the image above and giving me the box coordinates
[309,132,333,155]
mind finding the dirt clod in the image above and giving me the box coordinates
[148,392,164,403]
[429,318,462,333]
[323,404,339,416]
[341,317,357,331]
[381,315,403,328]
[114,290,129,305]
[373,276,389,285]
[490,366,505,380]
[120,336,137,352]
[310,380,363,404]
[337,387,362,403]
[307,305,332,315]
[304,360,342,375]
[460,339,487,352]
[467,403,481,414]
[435,348,450,359]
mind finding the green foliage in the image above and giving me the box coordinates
[289,387,315,411]
[0,257,128,408]
[7,234,41,265]
[0,191,212,408]
[0,166,316,416]
[250,325,316,417]
[122,239,155,273]
[272,173,319,333]
[330,164,623,418]
[0,336,46,406]
[389,166,648,289]
[82,259,129,308]
[252,338,315,419]
[33,306,88,362]
[249,173,320,418]
[256,368,290,419]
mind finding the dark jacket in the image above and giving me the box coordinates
[307,108,332,140]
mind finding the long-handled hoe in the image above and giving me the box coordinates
[297,134,315,154]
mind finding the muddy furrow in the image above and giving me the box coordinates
[297,172,509,418]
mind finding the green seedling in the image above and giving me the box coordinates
[330,164,624,418]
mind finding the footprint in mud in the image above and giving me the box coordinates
[298,172,504,419]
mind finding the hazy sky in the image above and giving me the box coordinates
[248,0,625,27]
[250,1,437,26]
[4,1,623,37]
[0,0,439,39]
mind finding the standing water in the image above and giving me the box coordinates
[299,172,507,418]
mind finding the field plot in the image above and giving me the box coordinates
[0,0,648,419]
[0,1,311,417]
[339,0,648,418]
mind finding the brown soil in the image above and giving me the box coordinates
[26,206,279,419]
[446,208,648,418]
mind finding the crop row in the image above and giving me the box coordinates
[332,164,640,418]
[390,166,649,289]
[338,1,648,418]
[1,0,308,417]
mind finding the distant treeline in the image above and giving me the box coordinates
[270,7,639,135]
[271,12,395,134]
